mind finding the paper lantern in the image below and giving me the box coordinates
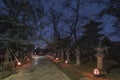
[65,60,68,64]
[93,68,100,76]
[17,62,21,66]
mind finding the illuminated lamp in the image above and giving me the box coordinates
[93,68,100,77]
[65,60,68,64]
[17,62,21,66]
[27,58,30,61]
[56,58,59,60]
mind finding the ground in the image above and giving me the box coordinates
[53,60,109,80]
[2,56,74,80]
[3,55,119,80]
[4,56,71,80]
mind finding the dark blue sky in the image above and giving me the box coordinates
[32,0,120,47]
[0,0,119,48]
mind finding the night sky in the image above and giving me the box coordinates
[37,0,118,47]
[0,0,119,47]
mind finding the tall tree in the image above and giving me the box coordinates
[63,0,84,45]
[0,0,44,70]
[48,6,72,56]
[80,21,103,61]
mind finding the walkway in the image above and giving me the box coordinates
[5,56,71,80]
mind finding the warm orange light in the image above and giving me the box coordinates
[56,58,59,60]
[27,58,30,61]
[17,62,21,66]
[65,60,68,64]
[94,68,100,75]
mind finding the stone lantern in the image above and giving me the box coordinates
[95,46,107,70]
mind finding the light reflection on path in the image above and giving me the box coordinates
[5,56,71,80]
[33,56,45,66]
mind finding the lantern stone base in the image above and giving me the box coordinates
[95,53,105,69]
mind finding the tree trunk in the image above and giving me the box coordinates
[76,55,80,65]
[66,49,70,63]
[58,51,61,58]
[61,51,64,60]
[75,49,81,66]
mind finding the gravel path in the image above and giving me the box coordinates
[5,56,71,80]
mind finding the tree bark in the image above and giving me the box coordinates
[66,49,70,63]
[61,51,64,60]
[75,48,81,66]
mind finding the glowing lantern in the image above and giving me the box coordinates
[56,58,59,60]
[93,68,100,76]
[17,62,21,66]
[27,58,30,61]
[65,60,68,64]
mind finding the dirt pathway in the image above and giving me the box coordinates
[5,56,71,80]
